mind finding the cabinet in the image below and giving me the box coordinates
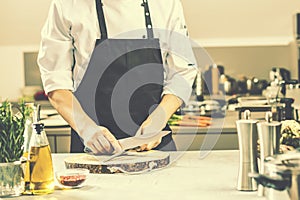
[45,127,71,153]
[43,111,239,153]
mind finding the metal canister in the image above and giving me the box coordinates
[236,110,259,191]
[257,112,281,196]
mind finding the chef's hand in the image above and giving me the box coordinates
[47,90,122,155]
[82,125,122,155]
[135,105,167,151]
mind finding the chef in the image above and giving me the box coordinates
[38,0,197,154]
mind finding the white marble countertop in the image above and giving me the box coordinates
[12,150,265,200]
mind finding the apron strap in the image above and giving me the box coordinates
[141,0,154,39]
[95,0,155,40]
[96,0,108,40]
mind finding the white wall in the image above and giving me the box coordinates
[0,0,300,99]
[182,0,300,44]
[0,0,52,45]
[0,0,52,100]
[0,45,39,100]
[1,0,300,45]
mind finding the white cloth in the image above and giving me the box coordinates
[37,0,197,105]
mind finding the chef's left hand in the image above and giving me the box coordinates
[135,105,167,151]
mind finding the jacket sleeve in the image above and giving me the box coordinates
[162,0,198,106]
[37,0,74,94]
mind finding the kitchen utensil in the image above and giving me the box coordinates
[257,112,281,196]
[102,131,170,162]
[236,110,259,191]
[119,131,170,151]
[64,150,170,174]
[251,149,300,200]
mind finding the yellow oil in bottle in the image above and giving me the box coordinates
[22,103,35,194]
[29,144,54,194]
[22,152,31,194]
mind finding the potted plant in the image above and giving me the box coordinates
[0,101,30,197]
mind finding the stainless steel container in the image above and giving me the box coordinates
[252,150,300,200]
[195,71,204,101]
[236,110,259,191]
[286,84,300,121]
[257,111,282,196]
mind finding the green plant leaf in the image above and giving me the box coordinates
[0,100,29,163]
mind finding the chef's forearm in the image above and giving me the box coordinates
[47,89,97,136]
[158,94,183,121]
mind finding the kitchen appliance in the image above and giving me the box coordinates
[267,67,292,98]
[286,83,300,121]
[247,77,268,95]
[203,64,224,95]
[236,110,259,191]
[222,75,238,95]
[257,112,281,196]
[192,70,204,101]
[252,149,300,200]
[280,98,295,120]
[295,13,300,40]
[236,77,248,94]
[269,67,291,83]
[235,96,293,121]
[181,100,224,118]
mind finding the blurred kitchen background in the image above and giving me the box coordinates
[1,0,300,99]
[1,0,300,153]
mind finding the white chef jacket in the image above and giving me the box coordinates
[37,0,197,105]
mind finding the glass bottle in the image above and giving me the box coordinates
[28,122,54,194]
[22,103,35,194]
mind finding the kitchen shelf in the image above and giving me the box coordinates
[191,36,294,48]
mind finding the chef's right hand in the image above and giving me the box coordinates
[82,126,122,155]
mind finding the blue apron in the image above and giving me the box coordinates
[71,0,176,153]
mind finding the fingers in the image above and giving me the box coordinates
[101,128,122,153]
[135,117,163,151]
[145,138,162,151]
[136,138,162,152]
[85,135,111,154]
[95,135,113,153]
[85,127,122,155]
[137,144,147,152]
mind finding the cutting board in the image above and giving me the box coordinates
[64,150,170,174]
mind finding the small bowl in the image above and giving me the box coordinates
[55,168,89,188]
